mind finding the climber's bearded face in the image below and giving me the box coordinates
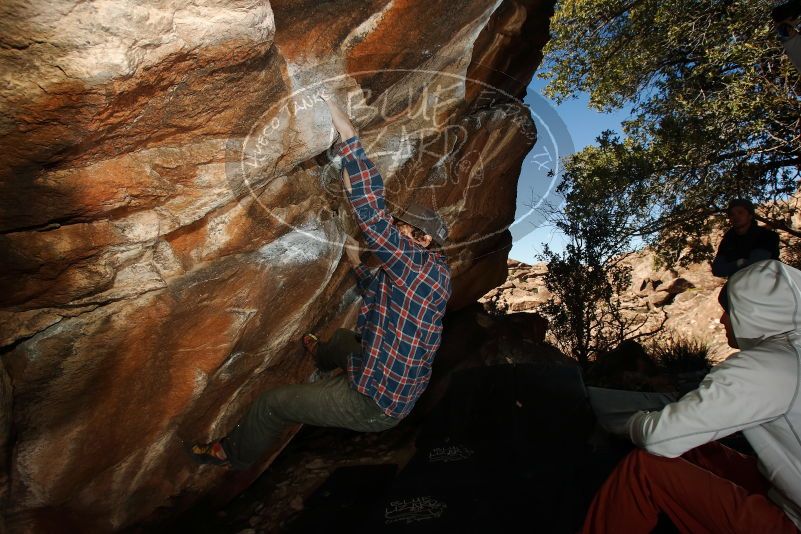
[394,219,433,249]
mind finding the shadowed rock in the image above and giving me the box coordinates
[0,0,556,530]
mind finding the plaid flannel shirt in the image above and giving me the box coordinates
[335,135,452,419]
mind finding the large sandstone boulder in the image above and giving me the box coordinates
[619,251,732,361]
[482,253,736,363]
[0,0,556,531]
[481,258,550,313]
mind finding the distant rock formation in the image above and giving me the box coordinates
[0,0,556,531]
[481,253,736,363]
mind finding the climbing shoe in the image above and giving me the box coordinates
[188,441,230,467]
[302,333,319,357]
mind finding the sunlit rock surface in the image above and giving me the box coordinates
[481,256,736,363]
[0,0,555,530]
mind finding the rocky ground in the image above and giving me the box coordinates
[480,252,736,363]
[167,423,420,534]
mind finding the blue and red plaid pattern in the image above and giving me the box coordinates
[334,135,452,419]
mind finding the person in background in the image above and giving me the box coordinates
[582,260,801,533]
[711,198,779,278]
[774,0,801,74]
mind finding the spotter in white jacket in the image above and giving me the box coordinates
[627,259,801,528]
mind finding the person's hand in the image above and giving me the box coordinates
[318,90,340,141]
[344,235,362,267]
[319,91,357,140]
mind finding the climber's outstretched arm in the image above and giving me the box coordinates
[321,94,356,141]
[321,94,357,192]
[322,93,428,283]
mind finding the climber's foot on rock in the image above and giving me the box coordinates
[302,333,319,358]
[189,441,230,467]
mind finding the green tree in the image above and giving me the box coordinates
[541,0,801,263]
[538,165,662,367]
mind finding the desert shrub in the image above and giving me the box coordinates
[584,340,673,392]
[649,336,711,375]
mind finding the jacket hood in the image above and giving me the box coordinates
[728,260,801,350]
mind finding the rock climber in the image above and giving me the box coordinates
[190,93,452,469]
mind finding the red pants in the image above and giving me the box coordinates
[582,442,799,534]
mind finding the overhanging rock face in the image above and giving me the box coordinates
[0,0,555,530]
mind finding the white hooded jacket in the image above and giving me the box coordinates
[627,260,801,527]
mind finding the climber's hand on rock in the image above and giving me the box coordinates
[344,235,362,267]
[320,93,357,140]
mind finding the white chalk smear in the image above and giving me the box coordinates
[256,225,339,268]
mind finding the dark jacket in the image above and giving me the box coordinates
[711,222,780,277]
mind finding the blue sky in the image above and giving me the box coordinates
[507,77,632,264]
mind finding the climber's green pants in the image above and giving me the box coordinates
[222,329,399,470]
